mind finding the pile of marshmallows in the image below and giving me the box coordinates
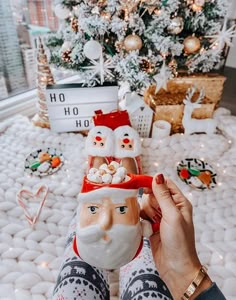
[87,161,130,184]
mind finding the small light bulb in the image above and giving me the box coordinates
[40,261,48,268]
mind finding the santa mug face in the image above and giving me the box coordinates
[75,187,143,269]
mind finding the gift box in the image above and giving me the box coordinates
[144,73,226,133]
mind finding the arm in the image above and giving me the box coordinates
[140,174,226,300]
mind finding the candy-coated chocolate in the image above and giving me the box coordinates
[30,161,41,170]
[179,168,190,179]
[198,171,212,187]
[188,167,200,176]
[38,161,51,173]
[38,152,51,163]
[51,156,61,168]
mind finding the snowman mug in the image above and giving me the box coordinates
[73,174,161,270]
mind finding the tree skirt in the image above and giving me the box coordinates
[0,110,235,300]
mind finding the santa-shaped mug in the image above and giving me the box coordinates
[73,174,161,270]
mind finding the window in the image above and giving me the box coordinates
[0,0,68,102]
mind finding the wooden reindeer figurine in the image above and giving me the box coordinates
[182,86,217,135]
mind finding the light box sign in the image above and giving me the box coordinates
[46,83,119,132]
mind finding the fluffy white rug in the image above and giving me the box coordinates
[0,109,235,300]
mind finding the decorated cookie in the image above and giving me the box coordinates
[177,158,217,190]
[25,148,64,176]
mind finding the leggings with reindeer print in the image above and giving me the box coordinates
[52,217,172,300]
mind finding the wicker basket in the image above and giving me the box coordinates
[144,73,226,133]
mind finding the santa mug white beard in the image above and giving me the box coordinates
[73,180,157,270]
[75,222,142,269]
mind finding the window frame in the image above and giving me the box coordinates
[0,74,81,121]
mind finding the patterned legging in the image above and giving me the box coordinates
[52,218,173,300]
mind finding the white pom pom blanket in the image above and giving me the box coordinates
[0,110,235,300]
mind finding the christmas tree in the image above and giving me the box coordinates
[46,0,235,93]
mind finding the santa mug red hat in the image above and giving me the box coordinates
[73,174,160,270]
[85,110,142,173]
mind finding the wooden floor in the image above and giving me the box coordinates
[221,67,236,115]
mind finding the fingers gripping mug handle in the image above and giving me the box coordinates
[131,174,153,189]
[132,174,161,232]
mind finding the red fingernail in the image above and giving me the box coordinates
[156,174,164,184]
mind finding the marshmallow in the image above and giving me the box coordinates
[112,176,122,184]
[88,168,98,174]
[87,173,103,183]
[87,161,129,184]
[99,163,108,170]
[102,173,112,184]
[110,161,120,170]
[115,167,127,179]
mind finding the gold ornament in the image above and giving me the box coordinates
[183,36,201,54]
[140,58,154,73]
[62,50,72,62]
[154,8,162,16]
[191,0,205,12]
[98,0,107,7]
[32,37,55,129]
[191,4,203,12]
[168,59,178,77]
[124,34,143,52]
[194,0,205,6]
[167,17,184,35]
[115,40,124,52]
[70,17,79,33]
[100,11,111,20]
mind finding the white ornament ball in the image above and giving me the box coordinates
[84,40,102,60]
[54,4,70,19]
[168,17,184,35]
[124,34,143,52]
[61,41,72,52]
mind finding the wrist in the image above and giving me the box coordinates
[161,262,202,299]
[188,273,212,300]
[163,265,212,300]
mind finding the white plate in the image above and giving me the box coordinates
[25,148,64,176]
[177,158,217,190]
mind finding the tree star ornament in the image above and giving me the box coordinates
[206,19,236,51]
[82,53,114,84]
[153,61,171,93]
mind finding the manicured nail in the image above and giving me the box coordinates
[156,174,164,184]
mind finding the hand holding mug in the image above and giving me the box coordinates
[146,174,212,299]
